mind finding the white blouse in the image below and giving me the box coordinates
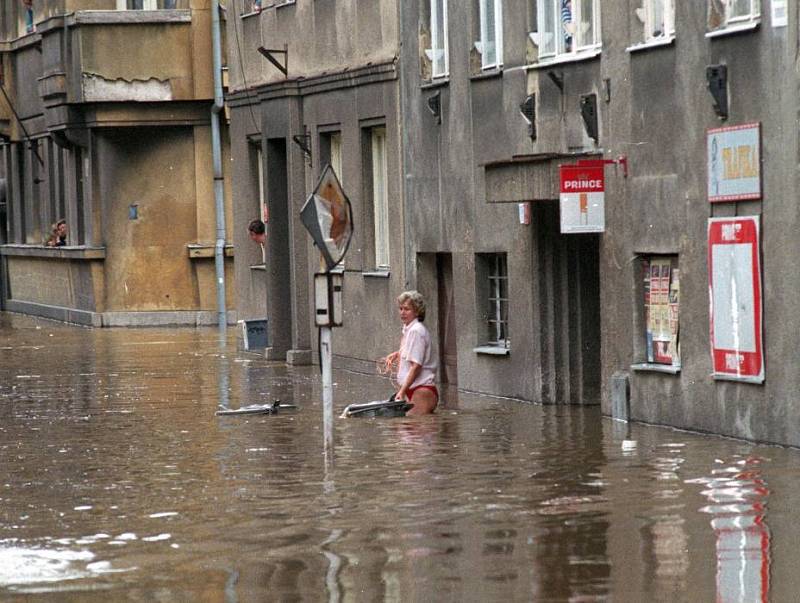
[397,319,438,388]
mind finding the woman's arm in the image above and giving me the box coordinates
[397,361,421,401]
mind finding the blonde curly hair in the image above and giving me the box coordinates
[397,290,426,322]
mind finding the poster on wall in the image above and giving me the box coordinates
[708,216,764,383]
[559,165,605,233]
[643,258,680,366]
[707,123,761,202]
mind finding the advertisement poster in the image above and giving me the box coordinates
[707,123,761,202]
[644,258,680,365]
[559,165,605,233]
[708,216,764,383]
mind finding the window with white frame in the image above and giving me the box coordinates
[476,0,503,70]
[116,0,179,9]
[427,0,449,78]
[370,128,390,270]
[533,0,601,60]
[707,0,760,32]
[477,253,509,348]
[635,0,675,43]
[330,133,343,185]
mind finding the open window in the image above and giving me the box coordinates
[707,0,761,36]
[531,0,601,62]
[631,0,675,47]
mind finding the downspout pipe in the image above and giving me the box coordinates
[211,0,227,327]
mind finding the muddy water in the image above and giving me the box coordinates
[2,312,800,601]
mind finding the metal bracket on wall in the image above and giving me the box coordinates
[292,130,312,166]
[546,70,564,93]
[257,44,288,77]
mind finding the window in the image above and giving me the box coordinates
[330,133,343,185]
[427,0,449,78]
[22,0,35,34]
[477,253,509,348]
[116,0,179,9]
[533,0,601,60]
[369,127,390,270]
[635,0,675,44]
[476,0,503,70]
[707,0,760,32]
[642,256,680,366]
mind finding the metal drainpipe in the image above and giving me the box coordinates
[210,0,227,327]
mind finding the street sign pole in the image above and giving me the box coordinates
[300,165,353,463]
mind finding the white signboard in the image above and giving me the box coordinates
[559,165,605,233]
[707,123,761,202]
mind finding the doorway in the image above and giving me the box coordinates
[534,202,601,404]
[436,253,458,385]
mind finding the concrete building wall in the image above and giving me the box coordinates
[228,0,404,365]
[0,3,235,327]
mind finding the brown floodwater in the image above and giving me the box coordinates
[1,312,799,601]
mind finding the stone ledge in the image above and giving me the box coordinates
[0,245,106,259]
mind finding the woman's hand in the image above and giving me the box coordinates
[378,351,400,375]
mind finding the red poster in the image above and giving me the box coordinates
[708,217,764,382]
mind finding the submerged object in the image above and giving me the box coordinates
[340,395,413,418]
[216,400,297,416]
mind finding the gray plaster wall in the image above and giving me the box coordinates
[400,0,603,401]
[599,2,800,445]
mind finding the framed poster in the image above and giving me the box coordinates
[708,216,764,383]
[707,123,761,202]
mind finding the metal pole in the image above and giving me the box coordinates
[211,0,227,327]
[321,325,334,456]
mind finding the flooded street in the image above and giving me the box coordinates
[2,313,800,601]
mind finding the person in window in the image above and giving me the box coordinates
[23,0,34,34]
[248,218,266,263]
[561,0,574,52]
[380,291,439,415]
[46,219,67,247]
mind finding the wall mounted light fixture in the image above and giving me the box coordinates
[519,94,536,140]
[580,93,598,143]
[427,90,442,125]
[706,64,728,120]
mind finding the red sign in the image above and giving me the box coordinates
[708,217,764,383]
[560,165,605,193]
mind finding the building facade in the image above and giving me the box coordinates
[402,0,799,446]
[227,0,406,365]
[228,1,800,446]
[0,0,235,326]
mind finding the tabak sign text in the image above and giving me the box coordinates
[559,165,605,233]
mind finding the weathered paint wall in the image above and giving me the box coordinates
[0,3,235,326]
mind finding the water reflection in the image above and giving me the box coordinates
[2,314,799,600]
[690,456,770,603]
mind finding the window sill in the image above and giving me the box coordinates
[705,20,760,38]
[0,244,106,260]
[631,362,681,374]
[362,270,390,278]
[626,35,675,53]
[474,346,510,356]
[421,77,450,90]
[187,243,234,259]
[527,48,601,70]
[469,68,503,82]
[241,0,294,17]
